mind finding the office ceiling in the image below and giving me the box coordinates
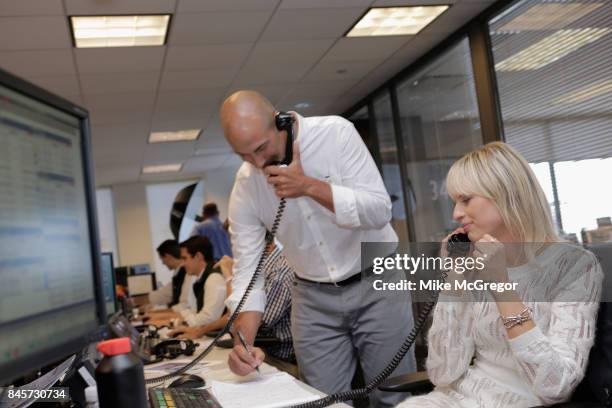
[0,0,497,186]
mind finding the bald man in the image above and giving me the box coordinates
[221,91,415,407]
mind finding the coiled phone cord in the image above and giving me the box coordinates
[145,198,287,384]
[290,269,449,408]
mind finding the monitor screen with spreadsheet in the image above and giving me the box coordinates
[0,68,104,384]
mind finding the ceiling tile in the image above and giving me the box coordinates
[84,92,156,125]
[94,164,142,187]
[75,47,166,74]
[225,84,291,106]
[92,123,150,164]
[164,43,252,70]
[422,2,490,34]
[64,0,176,15]
[153,88,224,124]
[0,0,65,16]
[155,88,225,113]
[90,110,153,125]
[84,92,157,112]
[27,75,80,98]
[373,0,459,6]
[80,72,160,94]
[325,37,412,61]
[151,109,213,126]
[169,12,271,45]
[183,154,235,173]
[160,67,239,91]
[280,80,358,110]
[260,8,365,41]
[0,49,76,76]
[302,59,380,82]
[233,39,334,85]
[151,118,209,133]
[196,118,230,148]
[177,0,279,13]
[0,16,71,50]
[92,122,150,142]
[280,0,372,8]
[137,171,203,184]
[288,80,358,98]
[381,33,446,70]
[143,141,196,163]
[193,145,234,159]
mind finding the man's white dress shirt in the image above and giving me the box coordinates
[226,113,397,313]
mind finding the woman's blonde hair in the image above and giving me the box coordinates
[446,141,558,243]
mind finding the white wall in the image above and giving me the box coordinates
[112,182,155,268]
[204,165,240,221]
[95,188,119,263]
[146,180,199,285]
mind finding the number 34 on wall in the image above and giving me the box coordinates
[429,180,448,201]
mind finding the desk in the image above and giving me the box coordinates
[144,336,350,407]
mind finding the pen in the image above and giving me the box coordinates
[236,330,261,374]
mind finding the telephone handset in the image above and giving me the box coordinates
[447,232,471,257]
[107,313,150,362]
[151,339,197,360]
[273,111,294,166]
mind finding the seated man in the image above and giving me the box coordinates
[147,239,191,308]
[150,236,227,328]
[171,233,295,363]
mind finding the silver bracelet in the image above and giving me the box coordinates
[501,307,532,329]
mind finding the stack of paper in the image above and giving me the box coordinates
[211,372,320,408]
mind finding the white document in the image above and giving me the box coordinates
[211,372,320,408]
[128,275,154,295]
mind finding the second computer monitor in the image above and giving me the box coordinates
[100,252,117,317]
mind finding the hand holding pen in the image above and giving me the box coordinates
[228,330,265,376]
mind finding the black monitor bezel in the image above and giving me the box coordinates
[0,66,106,384]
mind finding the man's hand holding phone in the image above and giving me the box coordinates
[264,141,309,199]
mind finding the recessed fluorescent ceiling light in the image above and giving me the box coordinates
[497,3,603,32]
[70,15,170,48]
[149,129,201,143]
[142,164,182,174]
[554,79,612,104]
[346,6,449,37]
[495,28,610,71]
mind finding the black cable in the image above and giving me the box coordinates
[145,198,287,384]
[289,269,448,408]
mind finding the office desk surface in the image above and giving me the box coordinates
[144,336,351,408]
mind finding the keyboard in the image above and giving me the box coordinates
[149,388,223,408]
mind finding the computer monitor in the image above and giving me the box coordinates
[131,263,151,275]
[0,67,105,384]
[100,253,117,317]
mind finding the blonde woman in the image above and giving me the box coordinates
[398,142,602,407]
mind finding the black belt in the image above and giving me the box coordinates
[295,265,375,287]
